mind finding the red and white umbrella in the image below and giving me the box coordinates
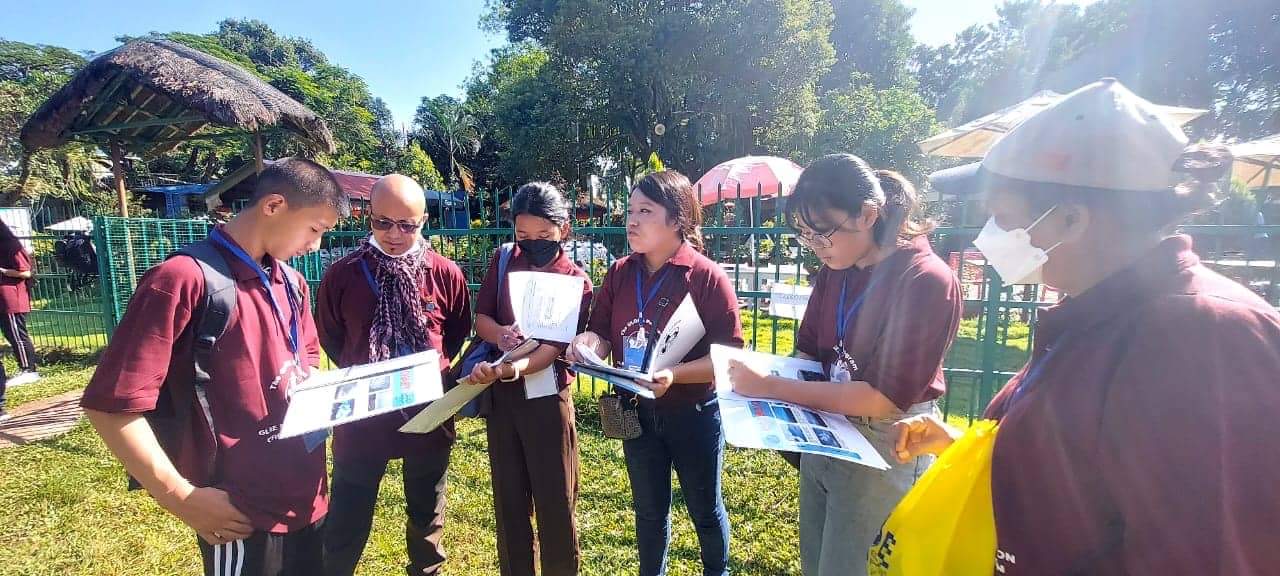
[695,155,804,206]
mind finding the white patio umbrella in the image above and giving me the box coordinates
[1230,134,1280,188]
[918,90,1208,158]
[45,216,94,232]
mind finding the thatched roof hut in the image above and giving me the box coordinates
[20,39,335,156]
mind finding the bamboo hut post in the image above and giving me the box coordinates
[110,141,129,218]
[254,132,264,174]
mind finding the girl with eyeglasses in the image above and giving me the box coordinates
[725,155,962,576]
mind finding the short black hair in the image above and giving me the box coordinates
[252,157,351,217]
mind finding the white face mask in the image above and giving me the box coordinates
[368,234,422,259]
[973,206,1061,286]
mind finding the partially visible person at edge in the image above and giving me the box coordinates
[81,158,348,576]
[316,175,472,576]
[724,155,962,576]
[893,78,1280,575]
[567,171,743,576]
[0,219,39,406]
[467,182,594,576]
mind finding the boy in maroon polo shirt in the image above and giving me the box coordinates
[317,175,472,576]
[81,158,349,576]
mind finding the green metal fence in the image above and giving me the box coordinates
[85,186,1280,423]
[13,232,111,355]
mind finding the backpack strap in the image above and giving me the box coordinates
[170,240,238,442]
[497,242,515,293]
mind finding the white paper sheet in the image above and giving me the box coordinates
[279,350,442,439]
[569,293,706,399]
[572,344,655,399]
[507,271,586,343]
[768,284,813,320]
[709,344,888,469]
[646,294,707,372]
[524,366,559,399]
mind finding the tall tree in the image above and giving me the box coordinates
[413,95,480,190]
[823,0,917,91]
[489,0,835,177]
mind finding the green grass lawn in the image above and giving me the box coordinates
[0,311,1031,575]
[0,384,802,575]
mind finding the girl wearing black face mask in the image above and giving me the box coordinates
[469,181,593,576]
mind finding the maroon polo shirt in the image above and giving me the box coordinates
[475,245,593,392]
[0,243,31,314]
[983,235,1280,575]
[317,247,472,465]
[81,230,326,533]
[586,242,744,407]
[795,235,961,410]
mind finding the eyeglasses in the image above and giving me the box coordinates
[793,216,851,250]
[370,216,422,234]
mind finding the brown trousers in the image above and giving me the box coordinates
[486,382,580,576]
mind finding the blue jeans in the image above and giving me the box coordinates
[622,396,730,576]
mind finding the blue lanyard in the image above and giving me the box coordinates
[358,258,380,298]
[209,229,300,358]
[634,265,671,323]
[1008,337,1070,409]
[834,272,879,343]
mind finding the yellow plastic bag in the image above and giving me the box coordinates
[867,420,999,576]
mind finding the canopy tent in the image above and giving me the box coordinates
[1230,134,1280,189]
[45,216,95,232]
[918,90,1207,158]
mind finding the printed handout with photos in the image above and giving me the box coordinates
[507,271,587,343]
[709,344,888,469]
[571,294,705,399]
[279,350,443,439]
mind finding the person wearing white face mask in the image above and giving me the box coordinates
[896,79,1280,575]
[316,175,474,575]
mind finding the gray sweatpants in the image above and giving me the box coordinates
[799,401,939,576]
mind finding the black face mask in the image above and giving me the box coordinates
[518,238,561,267]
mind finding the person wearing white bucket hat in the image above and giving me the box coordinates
[894,78,1280,575]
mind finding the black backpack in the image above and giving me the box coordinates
[128,239,302,489]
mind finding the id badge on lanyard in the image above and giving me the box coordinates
[624,265,670,372]
[828,273,877,383]
[210,230,328,451]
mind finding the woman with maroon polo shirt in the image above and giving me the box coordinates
[895,79,1280,575]
[725,156,961,576]
[467,182,593,576]
[568,171,742,576]
[0,219,38,398]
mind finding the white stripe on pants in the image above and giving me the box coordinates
[212,540,243,576]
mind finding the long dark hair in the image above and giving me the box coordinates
[0,218,15,244]
[510,181,571,226]
[1020,143,1232,232]
[790,154,933,247]
[633,171,704,252]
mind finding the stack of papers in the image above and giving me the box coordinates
[570,294,705,399]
